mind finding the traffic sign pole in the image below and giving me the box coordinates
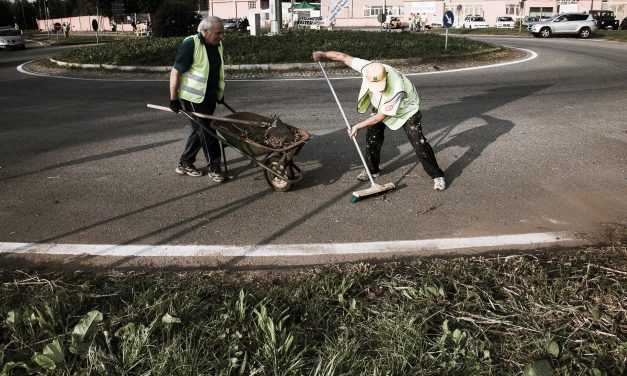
[443,11,455,50]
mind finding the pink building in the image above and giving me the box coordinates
[209,0,270,19]
[208,0,626,28]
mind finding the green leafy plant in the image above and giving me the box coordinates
[0,245,625,374]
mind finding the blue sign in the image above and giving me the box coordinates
[443,11,455,29]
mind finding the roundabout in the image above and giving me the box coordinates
[0,36,625,270]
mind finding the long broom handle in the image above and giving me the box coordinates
[318,61,376,186]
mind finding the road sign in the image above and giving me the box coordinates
[456,4,462,12]
[112,1,125,23]
[443,11,455,29]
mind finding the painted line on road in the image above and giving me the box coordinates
[1,231,572,258]
[16,47,537,83]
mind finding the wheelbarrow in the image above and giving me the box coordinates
[147,103,310,192]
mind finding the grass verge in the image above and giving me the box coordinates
[1,245,625,375]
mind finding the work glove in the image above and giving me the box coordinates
[217,96,225,105]
[169,99,182,113]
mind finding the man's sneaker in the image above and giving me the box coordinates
[433,177,446,191]
[357,169,379,182]
[209,169,226,182]
[175,164,202,177]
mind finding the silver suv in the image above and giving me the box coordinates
[528,13,597,38]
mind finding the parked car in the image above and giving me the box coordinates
[528,13,597,38]
[495,16,515,28]
[589,10,619,30]
[389,17,408,30]
[0,27,25,50]
[223,18,238,30]
[462,16,489,29]
[522,16,551,28]
[621,17,627,30]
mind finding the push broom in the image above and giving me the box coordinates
[318,61,395,203]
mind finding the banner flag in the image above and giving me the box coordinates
[325,0,350,24]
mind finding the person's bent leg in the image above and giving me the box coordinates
[189,101,224,182]
[179,126,202,166]
[179,100,204,167]
[365,121,386,174]
[403,111,444,179]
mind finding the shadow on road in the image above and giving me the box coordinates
[3,84,553,270]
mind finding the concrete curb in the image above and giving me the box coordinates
[49,57,347,72]
[48,47,502,73]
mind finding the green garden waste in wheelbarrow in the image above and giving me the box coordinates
[147,104,310,192]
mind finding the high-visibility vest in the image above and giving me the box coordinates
[178,34,224,103]
[357,64,419,130]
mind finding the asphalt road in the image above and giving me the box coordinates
[0,36,625,269]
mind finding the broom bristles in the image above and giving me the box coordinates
[349,182,395,203]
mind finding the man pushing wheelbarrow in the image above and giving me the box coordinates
[150,16,309,192]
[169,16,226,182]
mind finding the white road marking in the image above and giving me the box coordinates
[1,232,572,258]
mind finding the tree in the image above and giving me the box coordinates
[0,0,13,27]
[152,0,200,37]
[2,0,38,29]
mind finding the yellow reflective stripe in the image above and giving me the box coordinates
[179,84,205,97]
[182,70,208,84]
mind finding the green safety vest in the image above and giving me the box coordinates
[178,34,225,103]
[357,63,419,130]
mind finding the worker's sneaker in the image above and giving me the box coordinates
[433,177,446,191]
[209,168,226,182]
[175,164,202,177]
[357,169,379,182]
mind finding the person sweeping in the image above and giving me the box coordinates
[313,50,446,191]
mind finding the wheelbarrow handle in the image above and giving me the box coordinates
[146,104,267,127]
[221,101,237,114]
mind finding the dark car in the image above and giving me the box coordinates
[589,10,619,30]
[620,17,627,30]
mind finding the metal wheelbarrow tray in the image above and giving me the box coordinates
[210,112,310,192]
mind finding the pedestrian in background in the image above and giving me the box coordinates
[313,50,446,191]
[169,17,227,182]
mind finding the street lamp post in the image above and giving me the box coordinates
[16,0,27,31]
[519,0,525,33]
[96,0,100,44]
[44,0,51,35]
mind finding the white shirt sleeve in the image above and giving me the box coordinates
[378,92,405,116]
[350,58,371,74]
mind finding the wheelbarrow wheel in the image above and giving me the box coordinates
[264,155,294,192]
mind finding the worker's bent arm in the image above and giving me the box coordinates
[348,112,386,138]
[169,68,182,100]
[312,51,353,67]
